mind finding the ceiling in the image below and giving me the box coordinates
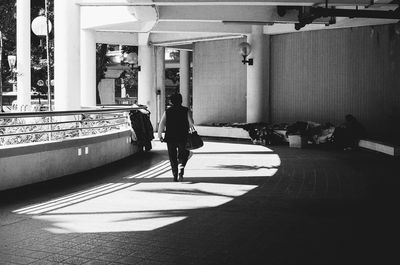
[78,0,400,48]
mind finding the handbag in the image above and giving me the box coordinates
[186,128,204,150]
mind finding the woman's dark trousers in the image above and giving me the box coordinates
[167,142,190,181]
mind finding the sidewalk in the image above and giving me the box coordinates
[0,140,398,265]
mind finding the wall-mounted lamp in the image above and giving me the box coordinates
[239,42,253,65]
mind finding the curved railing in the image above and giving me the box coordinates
[0,106,146,147]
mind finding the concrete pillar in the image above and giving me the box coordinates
[246,25,270,123]
[155,46,165,129]
[138,45,156,129]
[81,29,97,107]
[54,0,81,110]
[179,50,190,108]
[16,0,31,109]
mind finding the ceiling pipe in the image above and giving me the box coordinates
[313,6,400,19]
[278,5,400,30]
[297,6,400,30]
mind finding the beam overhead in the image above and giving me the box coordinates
[149,32,244,45]
[79,0,378,6]
[152,21,252,34]
[77,0,399,39]
[158,5,278,21]
[158,5,331,23]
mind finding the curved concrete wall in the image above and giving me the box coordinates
[0,129,138,191]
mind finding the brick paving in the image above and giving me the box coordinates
[0,140,398,265]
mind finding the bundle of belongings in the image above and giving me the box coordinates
[208,115,365,150]
[241,121,336,146]
[129,106,154,152]
[241,123,288,145]
[285,115,366,149]
[286,121,336,145]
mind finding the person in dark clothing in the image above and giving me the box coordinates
[158,93,194,182]
[333,114,366,150]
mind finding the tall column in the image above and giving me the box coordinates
[179,50,190,108]
[54,0,81,110]
[155,46,165,129]
[138,45,156,129]
[16,0,31,109]
[81,29,96,107]
[246,25,270,123]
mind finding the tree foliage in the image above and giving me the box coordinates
[120,45,139,92]
[1,0,54,97]
[0,0,16,86]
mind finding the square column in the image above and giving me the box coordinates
[179,50,191,108]
[138,45,156,129]
[155,46,165,129]
[81,29,97,107]
[54,0,81,110]
[246,25,270,123]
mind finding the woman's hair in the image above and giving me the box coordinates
[170,93,183,106]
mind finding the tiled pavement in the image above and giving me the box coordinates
[0,139,398,265]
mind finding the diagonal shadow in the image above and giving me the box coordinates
[132,188,235,198]
[212,164,279,171]
[14,183,137,215]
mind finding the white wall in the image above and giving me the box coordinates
[193,38,247,125]
[270,24,400,138]
[192,25,400,139]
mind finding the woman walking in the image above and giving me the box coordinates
[158,93,194,182]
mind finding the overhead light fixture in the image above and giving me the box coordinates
[238,42,253,65]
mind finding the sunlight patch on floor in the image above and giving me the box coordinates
[34,213,186,234]
[142,141,281,179]
[14,140,280,234]
[183,153,280,178]
[191,141,274,154]
[17,182,257,233]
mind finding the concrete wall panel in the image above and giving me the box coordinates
[191,25,400,138]
[193,38,247,125]
[270,25,400,137]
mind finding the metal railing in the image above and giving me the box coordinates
[0,106,146,147]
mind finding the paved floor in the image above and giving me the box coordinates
[0,139,398,265]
